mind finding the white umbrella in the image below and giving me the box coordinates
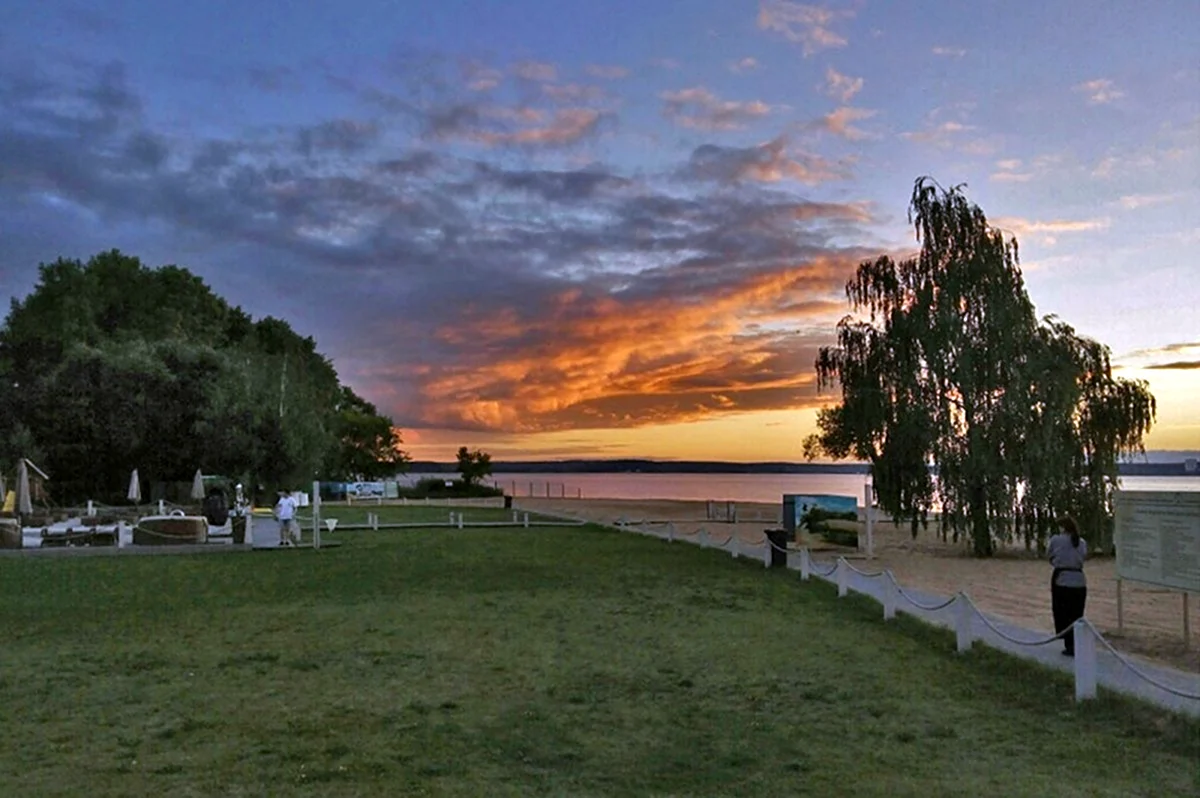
[191,469,206,501]
[16,458,32,516]
[127,469,142,504]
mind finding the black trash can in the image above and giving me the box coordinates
[231,515,246,545]
[504,495,513,509]
[764,528,789,568]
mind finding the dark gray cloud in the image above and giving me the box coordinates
[0,57,877,435]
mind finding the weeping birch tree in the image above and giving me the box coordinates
[806,178,1156,556]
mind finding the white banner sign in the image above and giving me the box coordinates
[1114,491,1200,593]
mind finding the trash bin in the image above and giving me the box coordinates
[504,495,513,509]
[764,528,789,568]
[231,515,246,545]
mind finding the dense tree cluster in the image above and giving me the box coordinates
[806,179,1155,556]
[0,251,408,503]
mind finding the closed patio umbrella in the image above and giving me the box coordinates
[127,469,142,504]
[16,458,32,516]
[191,469,206,501]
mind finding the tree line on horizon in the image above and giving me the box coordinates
[0,251,409,504]
[807,177,1156,556]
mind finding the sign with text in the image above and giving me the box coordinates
[1114,491,1200,593]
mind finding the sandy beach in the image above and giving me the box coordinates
[515,497,1200,674]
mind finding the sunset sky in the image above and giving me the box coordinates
[2,1,1197,462]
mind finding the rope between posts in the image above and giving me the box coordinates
[809,557,838,577]
[131,524,206,541]
[887,572,958,611]
[968,599,1068,647]
[1085,620,1200,701]
[841,558,885,578]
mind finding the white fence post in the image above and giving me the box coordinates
[1074,620,1097,701]
[956,594,973,653]
[836,558,848,597]
[800,548,811,581]
[863,483,874,559]
[883,573,896,621]
[731,536,740,559]
[698,528,709,548]
[523,513,529,528]
[667,522,675,542]
[762,538,771,568]
[457,512,464,529]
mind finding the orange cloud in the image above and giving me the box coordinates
[758,1,852,56]
[1075,78,1124,105]
[662,86,771,130]
[992,215,1111,245]
[822,66,863,103]
[374,251,871,434]
[818,106,876,140]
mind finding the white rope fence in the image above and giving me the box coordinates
[615,524,1200,712]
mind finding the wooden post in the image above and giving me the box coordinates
[312,480,321,549]
[1074,621,1097,701]
[1116,579,1124,634]
[863,483,874,559]
[1185,593,1192,650]
[956,595,973,653]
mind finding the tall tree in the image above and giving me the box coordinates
[456,447,492,486]
[0,250,407,501]
[329,387,411,480]
[807,178,1155,556]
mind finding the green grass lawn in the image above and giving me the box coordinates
[2,527,1197,797]
[290,504,558,527]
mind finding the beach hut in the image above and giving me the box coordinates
[127,469,142,504]
[16,459,33,516]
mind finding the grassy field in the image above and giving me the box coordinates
[2,526,1197,797]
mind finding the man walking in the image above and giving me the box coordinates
[275,490,300,547]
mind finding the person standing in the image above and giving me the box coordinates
[1048,517,1088,656]
[275,490,300,547]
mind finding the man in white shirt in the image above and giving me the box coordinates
[274,491,300,547]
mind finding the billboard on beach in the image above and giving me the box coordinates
[783,493,858,534]
[1114,491,1200,593]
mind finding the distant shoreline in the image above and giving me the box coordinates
[407,459,1200,478]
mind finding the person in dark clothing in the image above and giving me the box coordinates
[1048,516,1088,656]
